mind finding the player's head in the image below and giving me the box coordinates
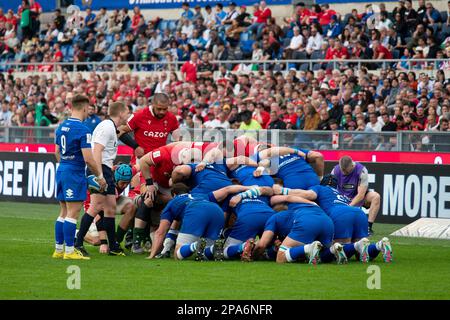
[171,182,190,197]
[114,164,133,189]
[71,94,90,120]
[339,156,355,175]
[171,165,192,183]
[151,93,170,119]
[320,174,338,189]
[108,101,129,125]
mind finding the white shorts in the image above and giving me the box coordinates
[176,233,215,246]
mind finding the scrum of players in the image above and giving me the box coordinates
[53,93,393,264]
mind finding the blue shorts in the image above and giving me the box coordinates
[181,201,224,240]
[353,208,369,240]
[288,208,334,247]
[330,206,368,240]
[56,168,87,202]
[229,203,275,241]
[284,172,320,189]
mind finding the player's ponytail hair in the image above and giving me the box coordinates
[71,94,90,111]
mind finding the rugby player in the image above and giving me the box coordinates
[53,94,106,260]
[275,174,393,263]
[270,194,334,264]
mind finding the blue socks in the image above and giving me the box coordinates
[224,243,244,259]
[55,217,64,252]
[63,217,77,254]
[343,243,357,259]
[320,247,335,263]
[204,246,214,260]
[166,229,179,241]
[285,246,305,262]
[368,244,380,259]
[177,242,196,259]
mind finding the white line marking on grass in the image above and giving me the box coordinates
[0,237,52,244]
[0,215,52,221]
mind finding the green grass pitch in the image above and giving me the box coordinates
[1,201,450,300]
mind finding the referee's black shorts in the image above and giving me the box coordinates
[87,164,116,196]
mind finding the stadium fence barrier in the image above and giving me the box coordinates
[1,126,449,153]
[1,59,449,73]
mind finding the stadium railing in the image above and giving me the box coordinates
[1,126,449,153]
[1,58,448,73]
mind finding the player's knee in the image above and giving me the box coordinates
[276,251,287,264]
[123,203,135,217]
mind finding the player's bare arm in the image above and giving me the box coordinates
[139,153,158,202]
[350,184,368,207]
[55,144,60,163]
[225,156,258,171]
[253,230,275,259]
[306,151,324,179]
[212,185,252,203]
[272,185,317,201]
[148,219,171,259]
[258,146,306,160]
[270,194,316,206]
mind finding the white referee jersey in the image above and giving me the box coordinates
[91,119,118,168]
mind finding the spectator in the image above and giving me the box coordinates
[267,110,286,129]
[181,2,194,21]
[247,1,271,40]
[239,110,262,130]
[181,51,199,83]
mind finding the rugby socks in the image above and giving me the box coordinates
[224,243,244,259]
[204,246,214,260]
[320,247,335,263]
[104,217,119,251]
[75,213,95,247]
[55,217,65,252]
[132,227,146,246]
[116,226,127,244]
[161,229,178,255]
[343,243,357,259]
[63,218,77,254]
[368,243,381,259]
[285,245,306,262]
[177,242,197,259]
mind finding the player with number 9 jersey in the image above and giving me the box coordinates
[55,117,92,202]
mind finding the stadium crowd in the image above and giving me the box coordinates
[0,1,449,68]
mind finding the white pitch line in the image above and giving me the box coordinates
[0,238,52,244]
[0,215,52,221]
